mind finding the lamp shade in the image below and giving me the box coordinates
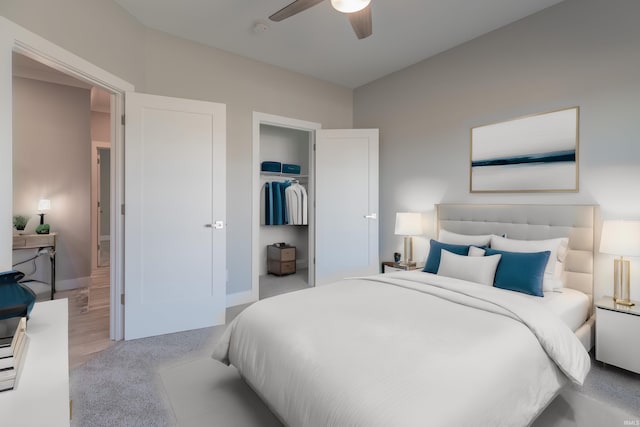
[37,199,51,212]
[395,212,423,236]
[600,220,640,257]
[331,0,371,13]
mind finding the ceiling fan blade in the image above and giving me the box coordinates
[269,0,325,22]
[347,4,372,39]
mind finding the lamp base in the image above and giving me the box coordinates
[613,258,632,306]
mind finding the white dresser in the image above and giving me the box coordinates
[0,299,70,426]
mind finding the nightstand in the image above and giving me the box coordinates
[595,296,640,374]
[381,261,422,273]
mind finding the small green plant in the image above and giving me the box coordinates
[13,214,30,230]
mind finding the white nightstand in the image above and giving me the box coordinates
[595,296,640,374]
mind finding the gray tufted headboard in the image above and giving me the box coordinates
[436,204,599,298]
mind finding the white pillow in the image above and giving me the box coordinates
[438,229,493,246]
[437,250,501,286]
[544,260,565,291]
[468,246,486,256]
[490,235,569,275]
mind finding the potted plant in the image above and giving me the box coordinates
[13,214,29,232]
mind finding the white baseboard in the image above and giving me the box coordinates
[226,290,256,307]
[56,276,91,291]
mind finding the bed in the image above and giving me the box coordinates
[213,204,597,426]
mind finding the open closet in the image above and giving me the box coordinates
[258,121,315,295]
[252,112,380,301]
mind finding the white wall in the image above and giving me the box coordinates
[0,1,353,295]
[12,76,92,288]
[354,0,640,300]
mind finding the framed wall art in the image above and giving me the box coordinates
[470,107,579,193]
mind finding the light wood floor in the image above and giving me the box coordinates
[56,267,113,369]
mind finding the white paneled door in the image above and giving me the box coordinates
[315,129,379,285]
[124,92,226,340]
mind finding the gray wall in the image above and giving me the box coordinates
[1,0,353,295]
[13,76,92,287]
[354,0,640,299]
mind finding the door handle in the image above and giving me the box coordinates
[204,221,225,229]
[364,213,377,220]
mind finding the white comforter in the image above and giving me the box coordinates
[213,271,590,427]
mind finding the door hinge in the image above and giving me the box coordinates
[313,143,316,151]
[121,114,125,126]
[121,204,125,215]
[121,294,125,305]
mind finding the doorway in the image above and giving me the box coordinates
[6,38,129,344]
[250,113,321,305]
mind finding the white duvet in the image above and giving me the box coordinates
[213,271,590,427]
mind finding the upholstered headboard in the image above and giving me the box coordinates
[436,204,599,297]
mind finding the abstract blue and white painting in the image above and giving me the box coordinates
[471,107,578,192]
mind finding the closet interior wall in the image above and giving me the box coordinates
[259,124,310,276]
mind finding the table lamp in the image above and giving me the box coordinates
[394,212,423,267]
[600,220,640,306]
[36,199,51,234]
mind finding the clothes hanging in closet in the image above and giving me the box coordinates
[262,181,307,225]
[285,183,307,225]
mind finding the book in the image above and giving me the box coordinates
[0,318,27,362]
[0,319,28,392]
[0,317,23,358]
[0,377,15,392]
[0,366,16,381]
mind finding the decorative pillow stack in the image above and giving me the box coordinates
[423,229,569,298]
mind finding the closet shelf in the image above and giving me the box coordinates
[260,172,308,179]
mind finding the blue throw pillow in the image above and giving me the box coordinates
[423,240,470,273]
[484,248,550,297]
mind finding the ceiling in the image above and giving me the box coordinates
[114,0,564,88]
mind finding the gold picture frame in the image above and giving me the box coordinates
[470,106,579,193]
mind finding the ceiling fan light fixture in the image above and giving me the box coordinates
[330,0,371,14]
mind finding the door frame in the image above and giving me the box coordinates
[242,112,321,307]
[91,141,111,271]
[1,17,134,340]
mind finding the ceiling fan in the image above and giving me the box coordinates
[269,0,373,39]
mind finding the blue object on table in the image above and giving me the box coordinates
[0,270,36,320]
[261,161,282,173]
[282,164,301,174]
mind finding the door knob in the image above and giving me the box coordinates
[364,213,377,220]
[204,221,224,229]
